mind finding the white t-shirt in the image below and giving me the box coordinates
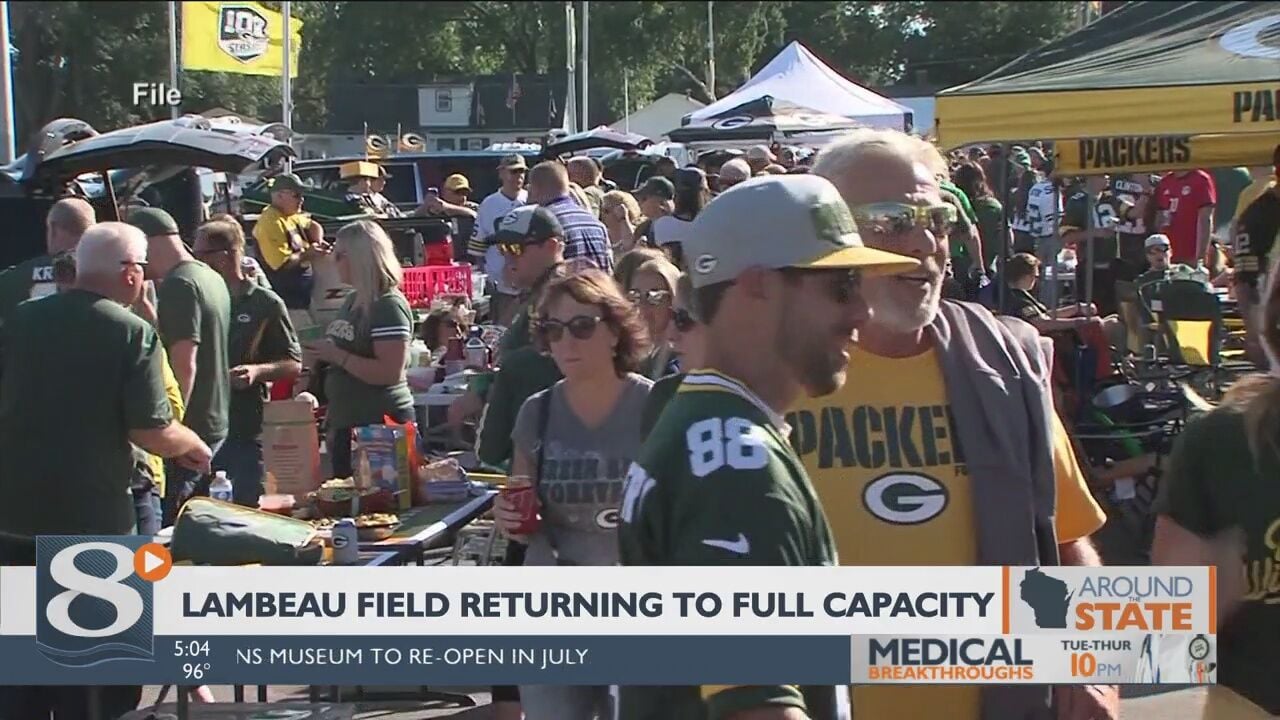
[473,189,527,295]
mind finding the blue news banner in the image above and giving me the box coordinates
[0,536,1217,686]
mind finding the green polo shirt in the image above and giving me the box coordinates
[0,290,173,537]
[157,260,232,443]
[228,282,301,439]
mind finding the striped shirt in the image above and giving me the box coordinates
[543,196,614,274]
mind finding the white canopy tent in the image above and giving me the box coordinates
[686,41,912,132]
[610,93,705,140]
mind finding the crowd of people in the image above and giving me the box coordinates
[0,126,1277,720]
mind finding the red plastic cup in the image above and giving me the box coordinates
[500,481,540,535]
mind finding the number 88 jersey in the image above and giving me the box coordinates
[617,370,836,568]
[616,370,842,720]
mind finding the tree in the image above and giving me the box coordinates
[888,2,1079,87]
[9,1,1080,142]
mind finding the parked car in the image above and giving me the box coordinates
[0,115,292,269]
[242,148,545,218]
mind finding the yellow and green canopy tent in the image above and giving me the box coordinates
[936,1,1280,174]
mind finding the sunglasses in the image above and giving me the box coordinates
[537,315,601,343]
[851,202,958,237]
[780,267,863,305]
[672,307,697,332]
[627,288,672,307]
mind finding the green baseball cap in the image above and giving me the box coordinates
[684,175,918,289]
[269,173,305,193]
[127,207,180,237]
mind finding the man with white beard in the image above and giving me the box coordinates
[786,129,1118,720]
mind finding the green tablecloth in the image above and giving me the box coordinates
[390,500,474,538]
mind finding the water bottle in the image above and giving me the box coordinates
[209,471,234,503]
[464,327,489,369]
[331,518,360,565]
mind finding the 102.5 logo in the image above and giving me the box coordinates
[218,4,270,63]
[36,537,154,667]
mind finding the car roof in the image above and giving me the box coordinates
[293,149,541,168]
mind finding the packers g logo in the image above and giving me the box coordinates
[595,508,620,530]
[862,472,949,525]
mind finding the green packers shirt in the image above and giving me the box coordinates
[0,290,173,537]
[157,260,232,443]
[322,291,414,429]
[0,255,54,330]
[617,370,844,720]
[228,282,301,439]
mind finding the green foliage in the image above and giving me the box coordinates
[10,1,1082,141]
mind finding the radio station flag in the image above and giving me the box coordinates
[181,2,303,78]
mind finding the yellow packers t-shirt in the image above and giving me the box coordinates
[786,344,1106,720]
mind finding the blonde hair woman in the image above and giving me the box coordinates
[304,219,414,477]
[626,256,682,379]
[1152,253,1280,714]
[601,190,642,253]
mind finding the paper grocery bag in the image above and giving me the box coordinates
[309,255,352,318]
[262,399,322,501]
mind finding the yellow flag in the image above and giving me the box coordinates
[181,2,303,78]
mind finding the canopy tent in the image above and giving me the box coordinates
[685,41,912,132]
[935,1,1280,173]
[610,93,705,139]
[668,95,859,144]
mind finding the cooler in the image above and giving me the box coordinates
[401,264,474,310]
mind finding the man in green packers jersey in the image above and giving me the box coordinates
[193,218,302,505]
[617,175,917,720]
[0,197,95,329]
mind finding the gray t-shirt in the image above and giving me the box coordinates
[512,374,652,567]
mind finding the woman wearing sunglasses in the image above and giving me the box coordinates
[493,268,652,720]
[626,256,683,380]
[639,272,705,440]
[303,219,415,479]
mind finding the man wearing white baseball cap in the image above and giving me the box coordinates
[617,174,916,720]
[1136,232,1200,289]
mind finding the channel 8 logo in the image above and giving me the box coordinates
[36,537,153,667]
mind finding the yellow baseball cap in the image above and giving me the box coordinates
[443,174,471,192]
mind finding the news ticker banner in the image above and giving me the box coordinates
[0,536,1217,686]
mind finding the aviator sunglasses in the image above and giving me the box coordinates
[851,202,958,237]
[627,288,673,307]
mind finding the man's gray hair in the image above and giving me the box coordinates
[47,197,96,235]
[75,222,146,277]
[813,128,949,186]
[718,158,751,185]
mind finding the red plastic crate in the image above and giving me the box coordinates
[402,264,473,309]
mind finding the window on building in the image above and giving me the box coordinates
[466,138,489,151]
[436,138,456,151]
[435,89,452,113]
